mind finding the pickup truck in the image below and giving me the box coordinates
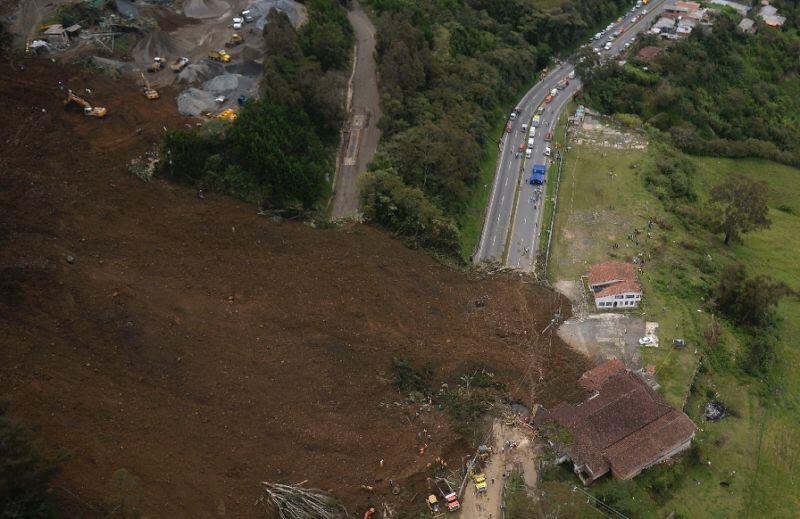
[170,57,189,72]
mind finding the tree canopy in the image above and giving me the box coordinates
[710,174,771,245]
[580,12,800,166]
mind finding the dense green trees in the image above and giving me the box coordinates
[580,12,800,166]
[361,0,635,257]
[160,5,352,211]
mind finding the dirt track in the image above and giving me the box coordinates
[330,0,381,219]
[0,55,590,517]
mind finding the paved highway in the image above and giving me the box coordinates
[474,0,668,270]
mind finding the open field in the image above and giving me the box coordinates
[542,133,800,517]
[0,55,592,516]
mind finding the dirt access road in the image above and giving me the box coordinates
[330,0,381,219]
[460,420,540,519]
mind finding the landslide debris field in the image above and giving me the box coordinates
[0,57,589,516]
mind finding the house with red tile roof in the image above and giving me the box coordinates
[587,261,642,309]
[533,362,696,485]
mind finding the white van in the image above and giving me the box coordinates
[550,88,558,97]
[529,127,535,137]
[525,148,532,159]
[521,123,528,133]
[527,137,535,149]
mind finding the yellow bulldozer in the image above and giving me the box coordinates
[208,49,231,62]
[64,90,107,118]
[140,73,159,100]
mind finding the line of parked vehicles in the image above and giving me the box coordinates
[589,0,650,53]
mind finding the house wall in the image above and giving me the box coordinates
[595,292,641,308]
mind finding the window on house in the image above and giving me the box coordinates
[626,294,635,299]
[615,295,624,299]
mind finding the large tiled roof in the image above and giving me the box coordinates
[579,359,626,391]
[534,369,696,481]
[588,261,641,298]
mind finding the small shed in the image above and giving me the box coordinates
[738,17,756,33]
[65,24,83,38]
[43,24,68,46]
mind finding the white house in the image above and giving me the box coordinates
[588,261,643,309]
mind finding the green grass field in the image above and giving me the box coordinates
[542,140,800,517]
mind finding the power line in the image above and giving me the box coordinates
[572,486,629,519]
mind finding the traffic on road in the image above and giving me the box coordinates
[474,0,668,272]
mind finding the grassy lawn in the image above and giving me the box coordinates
[542,143,800,517]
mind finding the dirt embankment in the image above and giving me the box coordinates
[0,56,589,517]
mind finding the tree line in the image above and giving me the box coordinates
[579,10,800,167]
[160,1,354,212]
[359,0,637,259]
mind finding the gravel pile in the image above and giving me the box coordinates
[176,88,219,116]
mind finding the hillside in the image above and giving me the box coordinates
[0,56,588,516]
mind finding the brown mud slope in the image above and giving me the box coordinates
[0,56,590,517]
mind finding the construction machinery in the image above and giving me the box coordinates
[225,33,243,47]
[170,57,189,72]
[473,473,488,494]
[208,49,231,62]
[426,494,444,517]
[215,108,237,123]
[147,57,165,72]
[64,90,107,117]
[140,73,159,100]
[434,479,460,512]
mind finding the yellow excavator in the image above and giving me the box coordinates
[140,72,159,100]
[64,90,107,117]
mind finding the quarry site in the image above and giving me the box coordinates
[6,0,307,118]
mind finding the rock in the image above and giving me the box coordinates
[65,255,75,264]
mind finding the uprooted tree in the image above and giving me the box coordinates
[257,482,348,519]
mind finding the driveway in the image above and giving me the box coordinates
[557,313,646,370]
[330,0,381,219]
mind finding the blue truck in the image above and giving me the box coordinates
[529,164,547,185]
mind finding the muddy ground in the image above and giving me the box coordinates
[0,55,590,517]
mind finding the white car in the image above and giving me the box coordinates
[233,17,243,29]
[639,337,655,346]
[642,8,648,14]
[544,146,551,156]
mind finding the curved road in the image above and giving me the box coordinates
[475,0,668,271]
[330,0,381,219]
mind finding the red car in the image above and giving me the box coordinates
[545,95,553,104]
[506,121,514,133]
[518,143,525,153]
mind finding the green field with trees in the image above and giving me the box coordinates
[542,127,800,516]
[359,0,640,259]
[160,1,353,212]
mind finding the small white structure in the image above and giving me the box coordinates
[588,261,643,309]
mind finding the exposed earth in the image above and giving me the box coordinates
[0,55,590,516]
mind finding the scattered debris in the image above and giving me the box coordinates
[704,401,726,422]
[257,482,348,519]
